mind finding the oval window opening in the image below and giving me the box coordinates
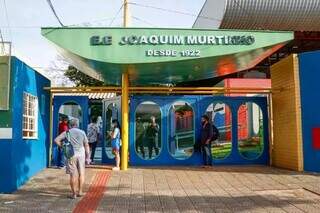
[206,102,232,160]
[169,101,194,160]
[58,102,83,129]
[238,102,264,160]
[135,101,161,160]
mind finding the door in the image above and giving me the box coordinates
[101,96,121,164]
[52,96,89,166]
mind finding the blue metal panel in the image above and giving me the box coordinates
[52,96,89,166]
[129,95,269,166]
[299,51,320,172]
[130,96,203,166]
[199,96,269,165]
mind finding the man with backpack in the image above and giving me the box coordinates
[200,115,219,167]
[55,118,91,199]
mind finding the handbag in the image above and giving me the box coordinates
[62,131,75,160]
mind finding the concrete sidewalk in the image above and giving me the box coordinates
[1,166,320,212]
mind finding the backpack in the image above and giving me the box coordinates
[212,124,220,141]
[62,131,75,160]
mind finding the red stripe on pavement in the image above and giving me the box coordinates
[73,171,110,213]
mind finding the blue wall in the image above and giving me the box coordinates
[0,140,13,193]
[299,51,320,172]
[0,57,50,193]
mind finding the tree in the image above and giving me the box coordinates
[45,55,75,86]
[64,65,104,86]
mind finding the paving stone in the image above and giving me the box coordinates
[2,166,320,212]
[0,167,98,212]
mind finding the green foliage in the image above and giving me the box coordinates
[64,65,104,86]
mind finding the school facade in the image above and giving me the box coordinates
[1,28,320,194]
[41,27,320,173]
[2,0,320,193]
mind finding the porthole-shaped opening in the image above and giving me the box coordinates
[135,101,162,160]
[58,102,83,132]
[238,102,264,160]
[206,102,232,160]
[105,103,119,159]
[169,101,194,160]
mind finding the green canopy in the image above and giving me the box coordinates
[42,27,293,86]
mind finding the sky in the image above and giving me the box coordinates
[0,0,206,84]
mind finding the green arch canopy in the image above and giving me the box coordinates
[42,27,293,86]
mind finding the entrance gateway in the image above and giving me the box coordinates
[43,28,294,169]
[53,95,269,166]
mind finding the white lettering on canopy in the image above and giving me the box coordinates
[118,35,255,45]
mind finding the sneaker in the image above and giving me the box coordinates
[112,167,120,171]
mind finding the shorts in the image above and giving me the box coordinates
[112,147,119,154]
[66,155,85,177]
[111,139,120,152]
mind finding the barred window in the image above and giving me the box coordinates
[23,92,38,139]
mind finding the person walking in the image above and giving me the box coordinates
[200,115,213,167]
[54,118,91,199]
[57,117,69,168]
[109,119,121,171]
[87,116,100,164]
[145,116,159,159]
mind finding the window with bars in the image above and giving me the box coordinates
[23,92,38,139]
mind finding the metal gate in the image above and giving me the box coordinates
[129,95,269,166]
